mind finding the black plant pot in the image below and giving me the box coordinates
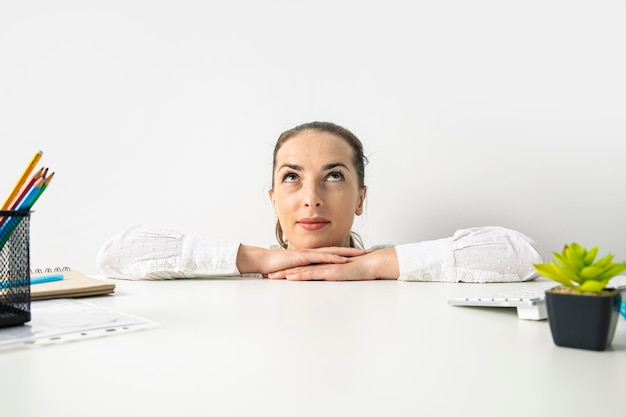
[545,286,621,351]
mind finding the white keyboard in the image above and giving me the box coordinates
[448,276,626,321]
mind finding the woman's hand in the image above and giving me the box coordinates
[267,247,400,281]
[236,244,369,277]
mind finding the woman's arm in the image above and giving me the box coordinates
[97,225,542,283]
[267,226,544,282]
[96,225,369,280]
[96,225,243,279]
[395,226,544,282]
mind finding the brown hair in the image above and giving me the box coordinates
[271,121,368,249]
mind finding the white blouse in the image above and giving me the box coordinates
[96,225,543,282]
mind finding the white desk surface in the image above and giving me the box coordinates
[1,277,625,417]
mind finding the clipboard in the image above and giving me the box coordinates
[30,269,115,300]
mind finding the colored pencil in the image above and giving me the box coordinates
[9,167,47,211]
[0,171,53,250]
[0,273,64,290]
[0,150,43,210]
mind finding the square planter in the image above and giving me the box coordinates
[545,286,621,351]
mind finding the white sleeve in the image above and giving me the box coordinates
[95,225,243,280]
[395,226,544,283]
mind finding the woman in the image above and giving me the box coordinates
[97,121,543,282]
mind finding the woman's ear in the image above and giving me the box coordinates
[355,186,367,216]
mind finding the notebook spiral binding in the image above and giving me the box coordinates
[31,266,72,274]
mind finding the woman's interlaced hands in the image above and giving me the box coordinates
[263,247,399,281]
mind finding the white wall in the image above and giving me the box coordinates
[1,0,625,274]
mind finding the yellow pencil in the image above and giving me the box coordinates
[1,150,43,210]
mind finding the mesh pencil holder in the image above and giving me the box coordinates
[0,210,31,328]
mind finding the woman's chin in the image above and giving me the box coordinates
[288,237,350,250]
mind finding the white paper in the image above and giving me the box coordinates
[0,298,158,350]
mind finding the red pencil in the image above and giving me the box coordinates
[9,167,47,210]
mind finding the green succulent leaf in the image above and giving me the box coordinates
[578,279,609,293]
[594,253,615,269]
[580,265,604,280]
[534,263,565,284]
[567,243,579,257]
[533,262,577,288]
[552,253,583,283]
[583,246,599,266]
[596,262,626,281]
[553,252,578,273]
[563,244,584,270]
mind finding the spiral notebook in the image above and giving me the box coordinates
[30,267,115,300]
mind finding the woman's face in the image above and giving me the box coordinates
[270,130,366,249]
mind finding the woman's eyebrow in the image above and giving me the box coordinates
[277,162,350,171]
[278,163,303,171]
[323,162,350,171]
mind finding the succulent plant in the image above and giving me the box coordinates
[534,243,626,293]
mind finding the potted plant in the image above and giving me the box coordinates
[533,243,626,351]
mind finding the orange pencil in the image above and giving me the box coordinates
[18,172,53,213]
[9,167,47,211]
[37,171,55,199]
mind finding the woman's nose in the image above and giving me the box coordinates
[303,182,323,207]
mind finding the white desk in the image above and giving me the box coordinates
[1,277,625,417]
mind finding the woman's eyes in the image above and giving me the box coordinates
[282,173,299,183]
[281,171,345,183]
[326,171,345,182]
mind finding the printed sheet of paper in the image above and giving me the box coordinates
[0,298,158,350]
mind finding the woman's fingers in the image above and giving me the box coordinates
[262,247,372,276]
[268,262,374,281]
[309,247,370,257]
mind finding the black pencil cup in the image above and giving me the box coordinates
[0,210,31,328]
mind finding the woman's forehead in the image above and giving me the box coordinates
[276,131,354,165]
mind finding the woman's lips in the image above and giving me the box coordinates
[298,217,330,231]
